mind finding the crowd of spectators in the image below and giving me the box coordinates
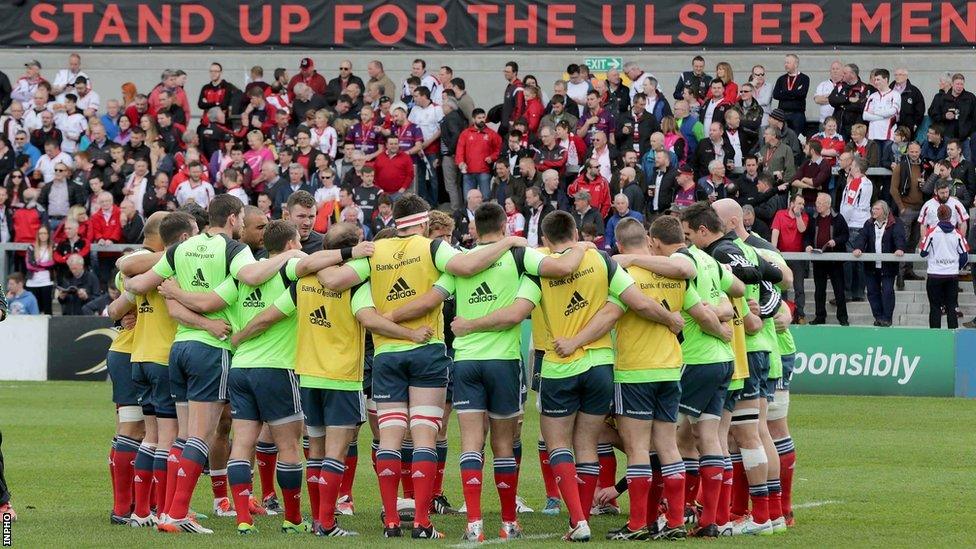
[0,53,974,324]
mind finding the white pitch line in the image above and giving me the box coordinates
[448,533,559,547]
[794,500,841,509]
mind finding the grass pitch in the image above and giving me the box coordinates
[1,381,973,547]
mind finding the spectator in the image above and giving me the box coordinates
[585,131,617,182]
[11,188,46,247]
[366,60,397,106]
[450,78,476,123]
[488,161,525,208]
[772,193,810,322]
[918,180,969,234]
[809,116,846,167]
[928,73,976,141]
[288,58,328,101]
[616,93,659,157]
[646,150,678,214]
[500,61,526,135]
[604,194,644,251]
[290,83,329,126]
[840,158,873,302]
[143,171,176,216]
[327,60,365,103]
[90,191,122,244]
[944,139,976,206]
[197,62,236,117]
[892,68,925,134]
[35,139,73,184]
[57,253,100,316]
[439,97,468,210]
[120,199,143,244]
[272,163,315,218]
[539,95,579,134]
[580,222,606,251]
[452,188,481,248]
[5,273,38,315]
[862,69,901,145]
[11,60,46,106]
[722,109,752,170]
[25,224,55,314]
[577,90,616,148]
[920,204,968,329]
[371,193,395,238]
[522,86,544,135]
[672,55,711,104]
[308,109,338,160]
[791,140,832,207]
[714,62,739,103]
[772,54,811,134]
[735,155,762,202]
[523,185,553,248]
[340,205,372,241]
[174,161,215,208]
[847,123,880,168]
[351,166,379,219]
[852,201,907,327]
[568,159,612,218]
[400,59,439,105]
[408,86,443,206]
[743,204,771,240]
[891,141,926,285]
[803,192,849,325]
[604,68,630,115]
[539,168,570,213]
[51,205,90,245]
[692,121,734,179]
[828,63,874,138]
[572,190,604,235]
[672,163,707,210]
[699,160,736,201]
[814,61,844,123]
[758,126,796,184]
[671,100,703,158]
[564,64,591,117]
[456,109,501,198]
[701,79,733,130]
[38,162,85,228]
[373,135,414,200]
[312,164,340,206]
[503,197,525,237]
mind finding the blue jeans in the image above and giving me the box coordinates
[415,154,439,207]
[462,173,491,199]
[845,227,865,300]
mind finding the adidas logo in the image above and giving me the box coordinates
[496,482,511,489]
[411,470,425,479]
[177,468,186,477]
[168,455,178,463]
[134,475,144,483]
[242,288,264,308]
[465,478,481,486]
[711,473,723,481]
[191,268,208,288]
[237,489,251,497]
[468,281,497,304]
[378,468,396,477]
[138,298,153,314]
[309,305,332,327]
[386,277,416,301]
[564,291,589,316]
[213,480,226,487]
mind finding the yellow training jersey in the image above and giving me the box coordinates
[730,296,749,381]
[347,235,458,353]
[530,247,553,352]
[615,266,699,381]
[130,289,177,365]
[108,271,135,354]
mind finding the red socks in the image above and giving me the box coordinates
[168,437,209,521]
[228,459,253,526]
[460,451,484,522]
[576,462,600,521]
[318,458,345,529]
[112,435,139,516]
[749,485,770,524]
[548,448,586,526]
[776,437,796,516]
[625,465,652,530]
[210,469,228,500]
[306,460,322,521]
[411,447,438,527]
[254,441,278,501]
[716,460,734,525]
[698,456,725,527]
[661,461,687,529]
[163,439,185,515]
[375,450,402,526]
[340,442,358,501]
[538,442,560,499]
[494,457,518,523]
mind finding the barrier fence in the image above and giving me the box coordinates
[2,316,972,398]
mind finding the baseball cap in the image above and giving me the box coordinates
[25,60,41,69]
[300,57,314,69]
[379,96,392,104]
[677,163,694,175]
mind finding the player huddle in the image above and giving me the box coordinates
[102,191,798,541]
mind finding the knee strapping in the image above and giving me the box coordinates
[731,407,760,425]
[118,405,145,423]
[767,392,790,421]
[378,407,408,430]
[306,425,326,438]
[740,447,767,470]
[409,405,444,431]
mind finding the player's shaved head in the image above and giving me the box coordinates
[614,218,648,250]
[324,222,361,249]
[474,203,506,237]
[143,211,168,239]
[712,198,744,231]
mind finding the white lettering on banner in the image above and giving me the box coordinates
[794,346,920,385]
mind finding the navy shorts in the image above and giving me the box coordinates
[679,362,733,418]
[614,381,681,422]
[107,351,140,406]
[371,343,451,403]
[531,350,544,392]
[140,362,177,418]
[776,353,796,391]
[540,364,613,418]
[130,361,153,410]
[362,352,374,399]
[302,387,367,428]
[724,389,741,413]
[228,367,303,424]
[519,362,528,405]
[743,352,770,400]
[452,359,523,418]
[168,341,231,403]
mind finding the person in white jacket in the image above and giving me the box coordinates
[839,158,873,302]
[920,204,969,328]
[862,69,901,143]
[54,94,88,155]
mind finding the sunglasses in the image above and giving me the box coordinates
[11,174,23,179]
[323,175,334,179]
[55,168,68,173]
[753,72,765,77]
[339,67,351,71]
[740,90,752,94]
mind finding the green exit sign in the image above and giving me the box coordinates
[585,57,623,72]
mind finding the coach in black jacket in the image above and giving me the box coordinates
[522,186,554,247]
[645,152,679,215]
[615,95,661,157]
[691,124,735,179]
[803,193,850,325]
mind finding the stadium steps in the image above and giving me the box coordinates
[793,281,976,326]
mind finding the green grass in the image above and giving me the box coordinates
[1,381,974,547]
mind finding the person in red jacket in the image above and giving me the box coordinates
[124,94,155,129]
[90,191,123,244]
[535,126,568,176]
[523,85,545,136]
[373,134,414,199]
[456,108,502,198]
[568,159,612,218]
[237,87,277,138]
[287,58,327,100]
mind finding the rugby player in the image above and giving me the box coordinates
[125,195,306,534]
[446,211,683,541]
[771,302,797,527]
[316,193,530,539]
[113,212,201,526]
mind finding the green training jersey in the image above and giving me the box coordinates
[679,246,735,365]
[153,231,256,350]
[732,237,776,353]
[438,246,546,361]
[215,257,300,369]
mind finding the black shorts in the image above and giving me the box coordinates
[614,381,681,422]
[776,353,796,391]
[531,350,544,392]
[539,364,613,417]
[228,367,303,424]
[372,344,451,403]
[302,387,367,428]
[107,351,139,406]
[743,351,770,401]
[168,341,231,403]
[452,359,523,418]
[679,362,733,418]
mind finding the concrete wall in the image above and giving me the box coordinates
[3,48,976,121]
